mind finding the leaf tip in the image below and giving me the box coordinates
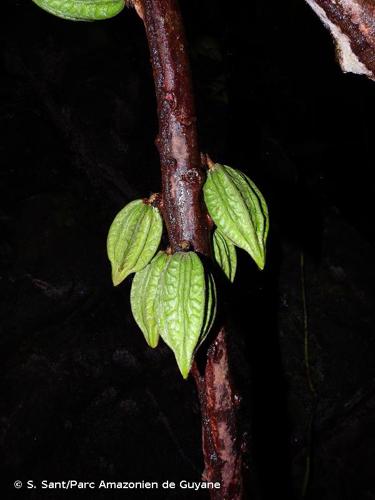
[181,369,190,380]
[147,338,159,349]
[257,248,267,270]
[112,269,126,286]
[177,357,192,380]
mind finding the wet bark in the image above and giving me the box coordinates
[132,0,210,254]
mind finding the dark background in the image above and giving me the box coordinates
[1,1,375,499]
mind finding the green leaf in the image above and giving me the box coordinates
[130,251,169,348]
[156,252,216,379]
[203,163,269,269]
[200,269,217,344]
[107,199,163,286]
[213,228,237,282]
[32,0,125,21]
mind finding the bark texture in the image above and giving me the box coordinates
[134,0,210,255]
[305,0,375,79]
[133,0,243,497]
[192,330,243,500]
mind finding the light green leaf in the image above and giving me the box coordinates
[203,163,269,269]
[200,269,217,344]
[213,228,237,282]
[107,199,163,286]
[32,0,125,21]
[156,252,216,379]
[130,251,169,348]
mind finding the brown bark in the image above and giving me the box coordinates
[192,330,243,499]
[133,0,210,255]
[305,0,375,80]
[131,0,243,497]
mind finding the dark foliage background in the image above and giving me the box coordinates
[1,1,375,499]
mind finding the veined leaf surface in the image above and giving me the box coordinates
[130,251,169,348]
[107,199,163,286]
[32,0,125,21]
[213,228,237,282]
[204,163,269,269]
[156,252,216,379]
[200,269,217,344]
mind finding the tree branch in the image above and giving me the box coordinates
[132,0,244,497]
[136,0,210,254]
[192,329,243,499]
[305,0,375,80]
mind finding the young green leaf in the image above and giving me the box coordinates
[32,0,125,21]
[156,251,216,379]
[203,163,269,269]
[130,251,169,348]
[107,199,163,286]
[213,228,237,282]
[200,269,217,345]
